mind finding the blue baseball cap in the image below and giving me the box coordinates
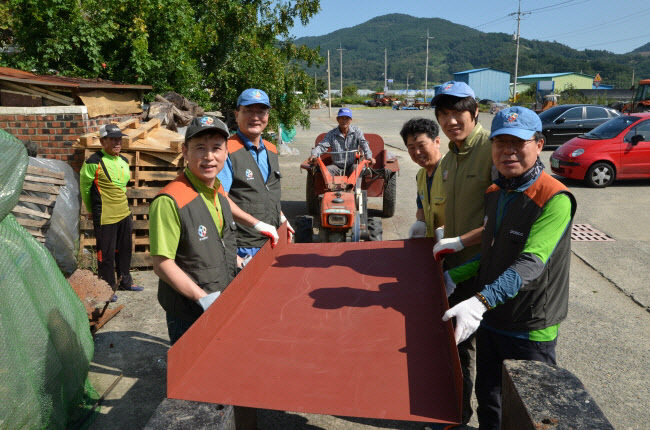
[490,106,542,140]
[237,88,271,108]
[337,108,352,118]
[430,81,476,107]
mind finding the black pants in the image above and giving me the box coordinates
[93,215,133,289]
[475,326,557,430]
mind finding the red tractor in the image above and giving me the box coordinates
[365,92,396,107]
[297,133,399,243]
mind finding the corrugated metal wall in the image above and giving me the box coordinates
[454,69,511,102]
[553,74,593,90]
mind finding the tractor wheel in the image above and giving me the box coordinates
[382,173,397,218]
[418,105,424,110]
[367,217,383,241]
[306,173,319,215]
[294,215,313,243]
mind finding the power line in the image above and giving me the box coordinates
[538,9,650,40]
[574,31,650,50]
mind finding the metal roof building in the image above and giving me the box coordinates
[517,72,595,90]
[452,68,510,102]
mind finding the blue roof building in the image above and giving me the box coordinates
[452,68,511,102]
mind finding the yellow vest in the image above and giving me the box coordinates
[416,166,445,237]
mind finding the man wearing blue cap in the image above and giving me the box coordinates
[309,108,375,176]
[218,88,293,259]
[429,80,495,424]
[442,106,576,429]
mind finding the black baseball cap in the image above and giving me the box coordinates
[185,116,230,142]
[99,124,127,138]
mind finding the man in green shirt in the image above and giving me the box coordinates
[442,107,575,429]
[400,118,445,239]
[80,124,143,301]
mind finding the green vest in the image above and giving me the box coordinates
[439,123,493,269]
[416,166,445,236]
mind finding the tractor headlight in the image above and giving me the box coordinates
[327,214,348,226]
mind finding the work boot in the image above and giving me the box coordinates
[110,294,118,302]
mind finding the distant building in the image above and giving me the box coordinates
[518,72,595,91]
[452,68,511,102]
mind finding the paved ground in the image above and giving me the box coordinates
[88,107,650,429]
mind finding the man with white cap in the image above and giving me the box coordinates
[80,124,143,301]
[442,106,576,429]
[309,107,375,176]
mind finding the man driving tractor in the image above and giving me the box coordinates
[309,108,376,175]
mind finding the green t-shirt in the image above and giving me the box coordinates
[149,168,224,260]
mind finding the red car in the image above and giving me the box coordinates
[550,113,650,187]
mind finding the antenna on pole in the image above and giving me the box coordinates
[337,43,346,97]
[422,29,435,101]
[510,0,530,102]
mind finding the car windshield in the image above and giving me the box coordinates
[538,106,570,121]
[582,116,640,139]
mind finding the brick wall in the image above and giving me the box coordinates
[0,106,138,171]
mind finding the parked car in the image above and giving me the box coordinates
[550,113,650,187]
[538,104,621,148]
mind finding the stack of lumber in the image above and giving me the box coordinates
[77,118,186,269]
[12,165,66,242]
[0,80,74,107]
[143,91,206,131]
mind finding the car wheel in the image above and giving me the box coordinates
[585,162,615,188]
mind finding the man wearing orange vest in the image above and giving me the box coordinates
[218,88,293,258]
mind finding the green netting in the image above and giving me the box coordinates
[0,130,96,429]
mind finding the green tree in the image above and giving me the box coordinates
[342,84,357,97]
[1,0,322,130]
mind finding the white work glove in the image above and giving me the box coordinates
[442,296,487,344]
[433,236,465,261]
[254,221,279,248]
[443,271,456,297]
[196,291,221,312]
[280,214,295,243]
[408,220,427,238]
[434,226,445,243]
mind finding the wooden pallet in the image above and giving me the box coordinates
[12,165,66,242]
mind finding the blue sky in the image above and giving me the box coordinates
[291,0,650,54]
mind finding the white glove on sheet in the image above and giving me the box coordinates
[433,236,465,261]
[443,270,457,297]
[254,221,279,247]
[280,214,295,243]
[196,291,221,312]
[434,226,445,243]
[442,296,487,345]
[408,220,427,238]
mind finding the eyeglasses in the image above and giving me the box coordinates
[240,107,270,118]
[492,137,535,150]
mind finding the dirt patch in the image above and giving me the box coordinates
[68,269,115,313]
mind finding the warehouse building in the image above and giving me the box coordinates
[517,72,595,91]
[451,68,511,102]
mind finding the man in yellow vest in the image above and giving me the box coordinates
[400,118,445,240]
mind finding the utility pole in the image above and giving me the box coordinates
[327,50,332,117]
[337,43,345,97]
[422,29,434,101]
[384,48,388,93]
[510,0,529,102]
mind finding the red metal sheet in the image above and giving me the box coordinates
[167,226,462,424]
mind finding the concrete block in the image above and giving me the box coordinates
[144,398,235,430]
[502,360,614,430]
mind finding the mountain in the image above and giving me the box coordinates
[296,14,648,90]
